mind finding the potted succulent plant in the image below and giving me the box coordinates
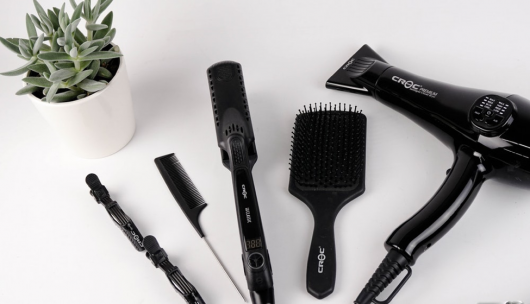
[0,0,135,158]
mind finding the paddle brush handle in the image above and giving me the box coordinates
[307,212,337,299]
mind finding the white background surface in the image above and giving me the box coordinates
[1,1,530,303]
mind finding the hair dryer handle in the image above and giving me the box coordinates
[385,145,487,264]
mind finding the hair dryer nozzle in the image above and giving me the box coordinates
[326,44,387,95]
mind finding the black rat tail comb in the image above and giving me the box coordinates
[289,103,367,299]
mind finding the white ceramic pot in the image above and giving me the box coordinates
[29,57,135,159]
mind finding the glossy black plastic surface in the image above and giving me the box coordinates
[87,173,145,251]
[207,62,274,304]
[326,45,530,303]
[144,235,206,304]
[288,106,366,299]
[385,146,486,263]
[155,153,208,237]
[289,180,365,298]
[86,174,206,304]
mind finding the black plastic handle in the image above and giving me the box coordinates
[385,145,487,264]
[355,146,488,304]
[208,61,274,304]
[109,207,145,251]
[306,211,336,299]
[227,136,274,304]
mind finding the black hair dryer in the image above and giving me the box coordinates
[327,45,530,304]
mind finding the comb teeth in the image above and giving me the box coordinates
[289,103,366,190]
[157,155,206,209]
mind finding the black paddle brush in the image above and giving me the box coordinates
[289,103,366,299]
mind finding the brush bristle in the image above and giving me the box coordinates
[289,103,366,190]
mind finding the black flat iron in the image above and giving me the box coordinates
[327,45,530,304]
[207,61,274,304]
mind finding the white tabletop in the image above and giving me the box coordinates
[1,1,530,303]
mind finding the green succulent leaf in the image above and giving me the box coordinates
[51,32,60,52]
[69,47,78,58]
[57,37,66,46]
[79,46,98,57]
[33,0,47,17]
[90,39,105,51]
[70,0,78,9]
[45,82,60,102]
[16,84,40,96]
[78,51,121,61]
[77,94,86,99]
[47,9,60,30]
[19,44,32,58]
[99,0,113,16]
[39,44,51,52]
[1,57,38,76]
[32,34,44,55]
[30,36,51,42]
[71,2,84,21]
[6,38,20,44]
[97,67,112,78]
[44,61,57,73]
[66,69,92,86]
[55,62,75,69]
[53,7,61,15]
[38,12,53,34]
[79,59,92,71]
[77,78,106,92]
[38,52,72,61]
[74,29,87,44]
[30,14,44,32]
[49,69,77,82]
[0,37,21,55]
[22,75,53,87]
[26,14,38,38]
[19,39,30,49]
[28,63,50,74]
[94,11,112,40]
[65,19,81,48]
[86,24,107,31]
[58,4,67,31]
[91,0,102,22]
[79,41,91,51]
[53,90,79,102]
[42,72,50,79]
[110,44,120,53]
[84,0,92,21]
[88,59,99,79]
[103,28,116,47]
[64,44,71,54]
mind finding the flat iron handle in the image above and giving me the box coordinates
[385,145,487,264]
[228,136,274,304]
